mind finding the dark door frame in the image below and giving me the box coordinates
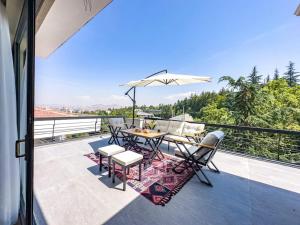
[12,0,35,224]
[26,0,35,224]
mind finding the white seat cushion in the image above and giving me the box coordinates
[112,151,143,166]
[168,121,184,136]
[98,145,125,157]
[164,134,189,142]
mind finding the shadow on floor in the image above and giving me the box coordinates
[86,137,300,225]
[87,164,124,190]
[102,170,300,225]
[88,137,111,153]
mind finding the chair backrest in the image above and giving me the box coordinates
[182,122,205,136]
[108,117,126,129]
[125,118,143,128]
[168,120,185,136]
[155,120,170,132]
[195,130,225,165]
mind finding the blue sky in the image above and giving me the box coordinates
[35,0,300,107]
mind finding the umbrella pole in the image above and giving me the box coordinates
[125,86,136,127]
[132,86,136,126]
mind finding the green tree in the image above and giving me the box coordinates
[248,66,262,84]
[265,74,270,84]
[219,76,257,125]
[273,68,280,80]
[284,61,299,87]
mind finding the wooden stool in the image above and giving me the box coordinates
[112,151,143,191]
[98,145,125,177]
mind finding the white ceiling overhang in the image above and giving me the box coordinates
[36,0,112,58]
[295,4,300,16]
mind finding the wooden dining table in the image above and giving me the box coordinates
[121,128,167,165]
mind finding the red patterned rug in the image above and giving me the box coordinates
[84,148,195,206]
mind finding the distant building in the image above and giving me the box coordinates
[136,111,154,118]
[170,114,193,122]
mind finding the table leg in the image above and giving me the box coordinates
[147,136,165,164]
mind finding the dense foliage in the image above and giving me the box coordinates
[87,62,300,164]
[91,62,300,130]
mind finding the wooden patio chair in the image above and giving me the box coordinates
[173,131,225,187]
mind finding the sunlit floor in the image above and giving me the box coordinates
[34,135,300,225]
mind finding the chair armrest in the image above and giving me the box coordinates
[173,137,215,150]
[172,138,195,146]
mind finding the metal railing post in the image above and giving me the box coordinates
[52,119,56,141]
[277,134,282,161]
[94,119,98,133]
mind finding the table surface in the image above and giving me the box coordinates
[121,128,167,139]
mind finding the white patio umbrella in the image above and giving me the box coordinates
[120,73,211,87]
[120,70,211,123]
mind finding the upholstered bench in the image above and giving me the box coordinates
[112,151,143,191]
[98,145,125,177]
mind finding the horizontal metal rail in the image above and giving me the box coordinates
[145,117,300,166]
[34,116,300,166]
[34,115,125,141]
[145,117,300,135]
[35,115,125,121]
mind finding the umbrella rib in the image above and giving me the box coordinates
[143,80,157,87]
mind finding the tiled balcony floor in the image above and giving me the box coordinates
[34,135,300,225]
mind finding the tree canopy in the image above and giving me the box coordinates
[284,61,299,87]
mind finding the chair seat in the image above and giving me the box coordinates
[98,145,125,157]
[164,134,189,142]
[112,151,143,166]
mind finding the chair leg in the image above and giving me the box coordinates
[108,136,113,144]
[112,162,115,183]
[99,154,103,172]
[139,162,142,181]
[168,141,170,151]
[172,160,188,173]
[192,163,213,187]
[197,167,213,187]
[115,136,121,146]
[108,156,111,177]
[208,161,220,173]
[123,166,127,191]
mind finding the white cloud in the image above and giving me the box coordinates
[165,91,197,100]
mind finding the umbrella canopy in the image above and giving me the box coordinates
[121,71,211,124]
[121,73,211,87]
